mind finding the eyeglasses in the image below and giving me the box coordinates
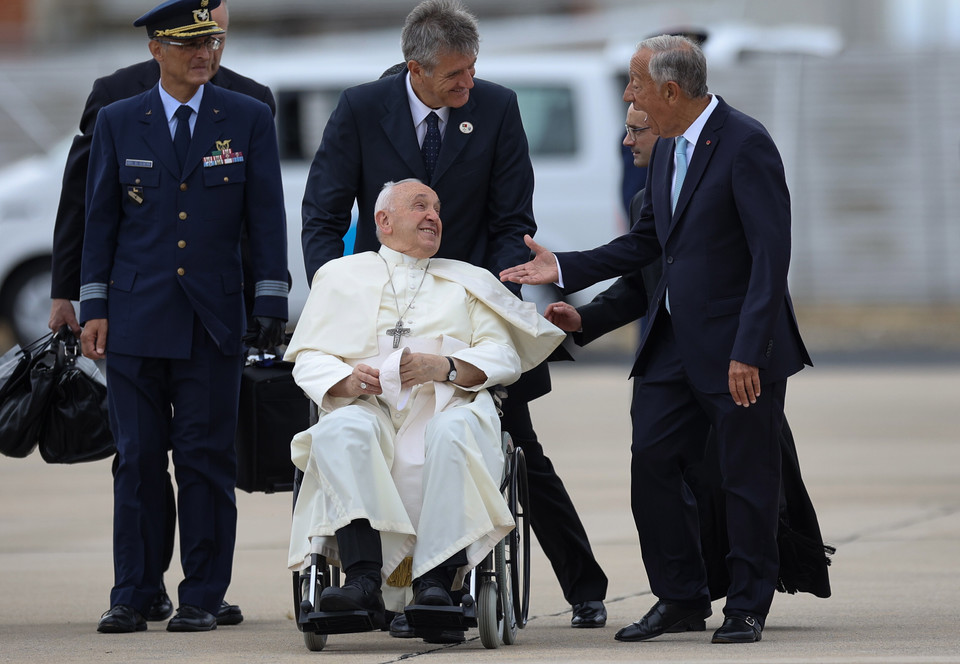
[625,124,651,140]
[154,36,223,52]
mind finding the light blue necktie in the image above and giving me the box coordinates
[671,135,688,213]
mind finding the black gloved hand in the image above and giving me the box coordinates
[244,316,286,352]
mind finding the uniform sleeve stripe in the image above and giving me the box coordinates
[255,280,289,298]
[79,283,108,301]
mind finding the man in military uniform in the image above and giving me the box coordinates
[80,0,288,634]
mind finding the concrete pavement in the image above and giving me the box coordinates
[2,361,959,663]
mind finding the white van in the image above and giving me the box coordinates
[0,49,627,345]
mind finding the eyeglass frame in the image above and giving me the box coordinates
[153,36,223,52]
[624,124,651,140]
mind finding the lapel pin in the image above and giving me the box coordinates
[459,122,473,134]
[705,140,712,145]
[214,109,220,114]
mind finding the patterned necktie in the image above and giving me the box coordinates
[672,135,689,213]
[173,105,193,172]
[421,111,441,181]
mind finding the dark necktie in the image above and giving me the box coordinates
[421,111,441,181]
[173,104,193,172]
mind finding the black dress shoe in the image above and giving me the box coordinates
[97,605,147,633]
[146,588,174,622]
[166,605,217,632]
[615,600,711,642]
[318,580,385,616]
[216,600,243,626]
[413,585,454,606]
[712,615,762,643]
[389,612,465,643]
[571,600,607,628]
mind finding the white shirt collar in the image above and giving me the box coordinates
[404,71,451,132]
[379,244,431,269]
[679,94,718,149]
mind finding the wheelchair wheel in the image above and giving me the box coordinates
[505,446,531,628]
[477,578,501,649]
[495,538,518,645]
[303,628,327,652]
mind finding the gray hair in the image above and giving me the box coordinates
[375,179,423,240]
[638,34,708,99]
[401,0,480,73]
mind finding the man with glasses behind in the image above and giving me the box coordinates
[80,0,287,634]
[49,0,274,629]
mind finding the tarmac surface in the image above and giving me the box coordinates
[2,360,960,663]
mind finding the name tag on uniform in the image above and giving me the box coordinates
[125,159,153,168]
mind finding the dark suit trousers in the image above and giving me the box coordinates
[499,397,608,605]
[106,318,243,615]
[630,313,784,623]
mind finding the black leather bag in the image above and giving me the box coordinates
[37,330,115,464]
[0,333,56,458]
[234,355,310,493]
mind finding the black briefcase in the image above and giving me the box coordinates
[235,357,310,493]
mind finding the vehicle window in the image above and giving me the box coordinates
[276,89,343,161]
[513,85,576,157]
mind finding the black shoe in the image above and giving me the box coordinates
[146,588,174,622]
[97,605,147,634]
[712,615,762,643]
[389,612,464,643]
[412,577,454,606]
[614,600,711,642]
[166,604,217,632]
[318,580,385,616]
[216,600,243,626]
[571,600,607,628]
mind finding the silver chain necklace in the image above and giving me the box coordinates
[378,254,430,348]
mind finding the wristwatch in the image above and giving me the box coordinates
[445,356,458,382]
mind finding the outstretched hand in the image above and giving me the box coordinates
[499,234,559,286]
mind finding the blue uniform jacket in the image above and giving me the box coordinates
[80,82,287,358]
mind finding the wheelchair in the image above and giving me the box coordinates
[291,431,531,651]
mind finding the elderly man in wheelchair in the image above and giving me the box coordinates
[284,180,563,645]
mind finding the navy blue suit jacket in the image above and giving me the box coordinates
[301,71,536,286]
[79,83,287,358]
[52,59,276,301]
[559,98,811,393]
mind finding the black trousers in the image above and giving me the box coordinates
[499,396,608,605]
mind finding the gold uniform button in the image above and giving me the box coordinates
[135,178,141,185]
[178,211,187,220]
[177,268,185,276]
[177,240,187,249]
[223,176,230,183]
[180,183,188,191]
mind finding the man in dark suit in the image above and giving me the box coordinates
[48,0,272,626]
[79,0,287,634]
[502,34,812,644]
[301,0,608,636]
[548,104,833,607]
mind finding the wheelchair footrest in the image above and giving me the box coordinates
[300,609,383,634]
[404,601,478,635]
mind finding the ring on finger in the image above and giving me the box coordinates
[360,382,367,390]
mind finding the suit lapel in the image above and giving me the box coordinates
[665,98,728,237]
[434,98,475,183]
[184,83,227,178]
[380,76,427,179]
[140,86,180,178]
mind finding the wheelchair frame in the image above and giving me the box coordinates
[290,432,531,651]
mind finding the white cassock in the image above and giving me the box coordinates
[285,246,565,611]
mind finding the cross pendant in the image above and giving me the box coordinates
[386,320,410,348]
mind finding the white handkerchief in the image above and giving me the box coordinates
[378,347,412,410]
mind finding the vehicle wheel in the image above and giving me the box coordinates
[477,579,501,649]
[303,629,327,651]
[0,257,52,345]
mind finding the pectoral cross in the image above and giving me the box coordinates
[386,319,410,348]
